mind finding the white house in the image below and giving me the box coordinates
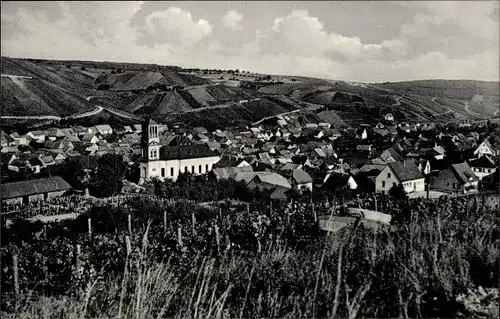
[384,113,395,122]
[468,155,497,180]
[9,132,29,146]
[82,134,100,144]
[27,130,46,143]
[474,139,498,158]
[95,125,113,136]
[375,161,425,194]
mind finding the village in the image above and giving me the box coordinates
[1,109,498,209]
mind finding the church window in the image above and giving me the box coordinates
[171,167,174,176]
[192,165,195,173]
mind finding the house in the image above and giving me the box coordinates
[291,168,313,191]
[468,155,497,180]
[431,162,479,194]
[123,126,133,133]
[95,125,113,136]
[27,158,44,174]
[1,176,73,205]
[372,147,402,165]
[212,166,253,180]
[247,172,292,199]
[45,128,66,141]
[384,113,394,122]
[82,134,100,144]
[27,130,46,143]
[214,156,252,168]
[72,126,91,137]
[133,124,142,133]
[375,161,425,194]
[9,132,29,146]
[39,155,56,167]
[1,145,19,154]
[1,134,10,147]
[432,144,446,160]
[325,172,358,190]
[205,140,222,152]
[417,160,431,175]
[474,139,498,158]
[356,144,373,152]
[358,129,368,140]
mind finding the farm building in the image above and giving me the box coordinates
[1,176,73,205]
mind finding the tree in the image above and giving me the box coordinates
[90,154,126,197]
[80,66,86,71]
[389,184,407,200]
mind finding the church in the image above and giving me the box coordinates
[139,119,221,182]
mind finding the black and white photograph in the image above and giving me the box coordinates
[1,1,499,318]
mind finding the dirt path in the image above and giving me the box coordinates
[464,102,487,118]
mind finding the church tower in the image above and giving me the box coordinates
[139,118,162,183]
[141,118,161,162]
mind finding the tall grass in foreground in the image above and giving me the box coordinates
[6,204,499,318]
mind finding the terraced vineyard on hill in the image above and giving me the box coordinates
[2,57,498,131]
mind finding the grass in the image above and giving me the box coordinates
[5,198,499,318]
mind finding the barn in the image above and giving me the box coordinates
[1,176,73,205]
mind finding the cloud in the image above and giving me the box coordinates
[136,7,213,48]
[1,2,498,82]
[223,10,243,31]
[256,10,407,61]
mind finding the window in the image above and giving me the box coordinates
[199,165,202,173]
[387,172,391,178]
[382,181,385,188]
[206,164,209,171]
[161,168,165,177]
[171,167,174,177]
[192,165,195,173]
[184,166,188,173]
[447,182,450,186]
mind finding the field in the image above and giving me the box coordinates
[1,189,498,318]
[165,98,300,131]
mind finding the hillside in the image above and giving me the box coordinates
[1,76,94,117]
[1,57,497,127]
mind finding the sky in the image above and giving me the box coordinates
[1,1,499,82]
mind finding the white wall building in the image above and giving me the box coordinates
[139,119,220,182]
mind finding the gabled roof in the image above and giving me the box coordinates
[292,168,313,184]
[388,161,424,182]
[252,172,291,189]
[95,124,113,133]
[451,162,479,183]
[468,155,496,168]
[213,166,253,179]
[1,176,72,200]
[161,144,219,160]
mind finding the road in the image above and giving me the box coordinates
[68,106,103,119]
[1,74,33,79]
[252,109,302,126]
[464,102,487,118]
[168,98,262,115]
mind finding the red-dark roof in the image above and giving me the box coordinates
[388,161,423,182]
[1,176,72,200]
[161,144,219,160]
